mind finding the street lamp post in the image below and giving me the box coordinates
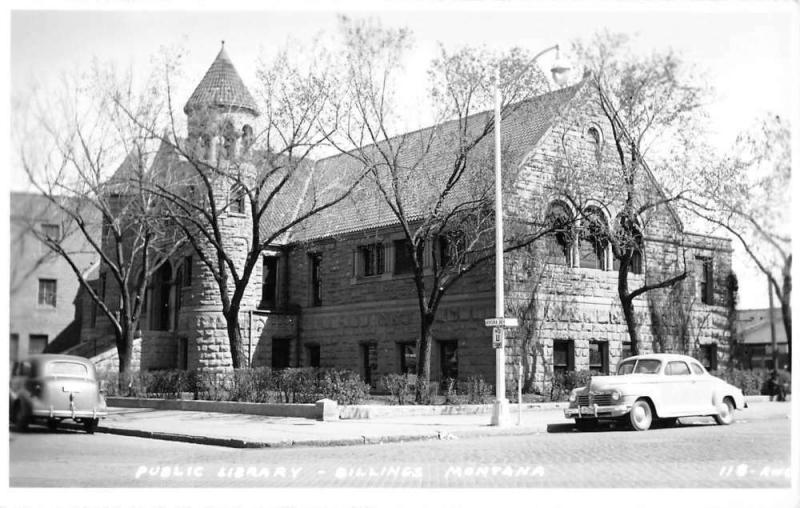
[489,45,570,427]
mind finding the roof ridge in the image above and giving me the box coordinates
[315,80,586,165]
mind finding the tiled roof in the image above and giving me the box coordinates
[184,44,260,116]
[286,80,586,243]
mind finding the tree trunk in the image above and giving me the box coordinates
[415,313,434,402]
[780,292,792,372]
[781,257,792,371]
[117,325,136,393]
[617,259,640,355]
[224,308,244,369]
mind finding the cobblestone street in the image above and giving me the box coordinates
[10,407,792,489]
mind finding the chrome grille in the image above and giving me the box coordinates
[577,393,614,406]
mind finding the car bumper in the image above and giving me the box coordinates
[564,403,631,419]
[31,402,107,420]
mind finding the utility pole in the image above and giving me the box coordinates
[490,68,510,427]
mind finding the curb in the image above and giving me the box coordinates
[64,421,552,449]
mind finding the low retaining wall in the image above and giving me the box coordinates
[338,402,567,419]
[107,397,338,421]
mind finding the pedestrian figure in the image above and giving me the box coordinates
[768,369,786,402]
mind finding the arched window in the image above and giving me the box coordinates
[586,125,603,161]
[579,206,608,270]
[229,184,246,215]
[242,124,254,151]
[612,213,644,274]
[222,120,238,159]
[544,201,573,266]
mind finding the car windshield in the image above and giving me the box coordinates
[45,361,89,378]
[617,359,662,375]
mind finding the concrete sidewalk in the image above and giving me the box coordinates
[71,397,789,449]
[89,406,564,448]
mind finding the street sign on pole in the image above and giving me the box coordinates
[492,327,504,348]
[484,317,519,328]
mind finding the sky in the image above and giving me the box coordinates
[5,1,798,310]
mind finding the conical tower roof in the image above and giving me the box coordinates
[184,42,260,116]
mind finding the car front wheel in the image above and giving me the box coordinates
[629,399,653,431]
[713,397,735,425]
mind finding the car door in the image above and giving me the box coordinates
[688,361,715,414]
[662,360,693,415]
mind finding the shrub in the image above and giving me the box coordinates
[273,368,319,403]
[380,373,416,405]
[442,378,466,405]
[99,366,371,404]
[461,375,494,404]
[549,370,593,402]
[318,369,370,405]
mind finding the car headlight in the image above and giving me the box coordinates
[568,390,577,403]
[610,390,621,401]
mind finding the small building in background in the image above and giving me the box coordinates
[734,308,789,370]
[9,192,99,362]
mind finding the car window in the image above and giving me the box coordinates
[617,361,635,375]
[690,362,705,375]
[666,361,691,376]
[18,361,32,377]
[46,361,89,378]
[634,359,661,374]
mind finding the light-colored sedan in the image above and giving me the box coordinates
[564,353,746,431]
[9,354,108,433]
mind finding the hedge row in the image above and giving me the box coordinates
[710,368,791,396]
[99,367,370,405]
[379,374,494,405]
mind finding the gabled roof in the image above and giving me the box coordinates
[184,43,260,116]
[286,80,586,243]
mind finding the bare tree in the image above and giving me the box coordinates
[571,31,709,354]
[115,44,367,369]
[327,18,568,398]
[685,114,791,369]
[15,65,184,378]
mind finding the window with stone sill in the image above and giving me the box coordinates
[621,341,633,360]
[544,201,573,266]
[696,256,714,305]
[399,342,417,374]
[260,255,278,310]
[699,343,718,371]
[439,340,458,380]
[579,206,608,270]
[38,279,57,307]
[589,341,609,374]
[272,338,292,369]
[393,239,415,275]
[309,253,322,307]
[359,243,385,277]
[553,339,575,377]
